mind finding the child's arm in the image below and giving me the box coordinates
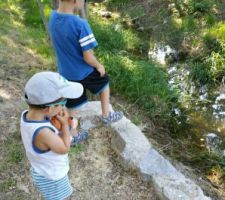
[34,108,71,154]
[83,49,105,77]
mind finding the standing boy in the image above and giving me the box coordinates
[49,0,123,124]
[20,71,84,200]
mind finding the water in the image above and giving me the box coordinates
[149,43,225,154]
[148,44,176,65]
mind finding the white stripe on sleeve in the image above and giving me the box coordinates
[80,38,96,47]
[79,34,94,43]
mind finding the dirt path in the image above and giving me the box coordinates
[69,126,157,200]
[0,33,157,200]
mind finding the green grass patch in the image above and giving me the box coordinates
[97,52,177,119]
[18,27,54,58]
[0,131,25,175]
[104,0,134,6]
[207,22,225,42]
[90,16,141,53]
[69,144,87,155]
[4,132,25,164]
[0,0,54,59]
[131,115,142,126]
[88,14,177,120]
[0,0,182,152]
[189,62,211,85]
[0,178,17,193]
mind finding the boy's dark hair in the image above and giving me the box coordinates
[28,104,47,109]
[26,96,65,109]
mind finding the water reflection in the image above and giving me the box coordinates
[149,43,225,155]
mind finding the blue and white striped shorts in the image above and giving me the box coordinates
[31,168,73,200]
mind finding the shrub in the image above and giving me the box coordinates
[189,62,211,85]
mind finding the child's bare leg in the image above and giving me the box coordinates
[67,109,89,146]
[100,86,110,117]
[66,109,78,136]
[100,86,123,124]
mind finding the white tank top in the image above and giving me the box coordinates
[20,110,69,180]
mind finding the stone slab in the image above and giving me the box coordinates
[76,101,211,200]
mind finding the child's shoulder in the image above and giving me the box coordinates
[51,11,87,25]
[73,15,89,26]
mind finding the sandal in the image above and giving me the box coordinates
[101,111,123,125]
[71,130,89,146]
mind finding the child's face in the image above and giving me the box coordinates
[48,105,63,117]
[45,99,67,117]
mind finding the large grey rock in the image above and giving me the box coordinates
[76,101,103,118]
[139,149,210,200]
[111,117,151,168]
[76,101,211,200]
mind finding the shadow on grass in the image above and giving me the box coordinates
[102,0,224,54]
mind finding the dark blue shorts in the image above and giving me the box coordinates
[66,69,109,109]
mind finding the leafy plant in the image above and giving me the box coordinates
[69,144,86,155]
[206,50,225,81]
[104,0,134,6]
[189,0,214,14]
[189,62,211,85]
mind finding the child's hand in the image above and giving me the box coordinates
[96,64,105,77]
[70,118,78,130]
[51,116,76,131]
[55,108,69,127]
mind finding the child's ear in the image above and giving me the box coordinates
[43,107,51,114]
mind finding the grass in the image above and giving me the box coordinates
[2,0,175,124]
[0,178,17,193]
[104,0,225,82]
[69,144,87,155]
[189,62,211,86]
[101,0,225,195]
[0,132,24,170]
[88,14,177,121]
[0,0,182,146]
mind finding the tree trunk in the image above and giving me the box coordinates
[36,0,50,39]
[51,0,59,10]
[79,0,88,19]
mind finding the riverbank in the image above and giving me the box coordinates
[1,0,225,199]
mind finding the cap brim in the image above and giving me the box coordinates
[59,81,83,99]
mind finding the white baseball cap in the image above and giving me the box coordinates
[24,71,83,105]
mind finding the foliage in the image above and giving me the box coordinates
[90,17,140,53]
[69,144,87,155]
[188,0,215,14]
[0,131,25,183]
[104,0,134,6]
[101,53,176,118]
[206,50,225,81]
[0,0,178,123]
[89,15,177,120]
[203,34,221,52]
[189,62,211,85]
[4,132,25,164]
[0,178,17,193]
[174,0,217,15]
[207,22,225,43]
[0,0,54,59]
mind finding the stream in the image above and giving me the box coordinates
[149,43,225,155]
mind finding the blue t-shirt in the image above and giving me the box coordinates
[49,11,98,81]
